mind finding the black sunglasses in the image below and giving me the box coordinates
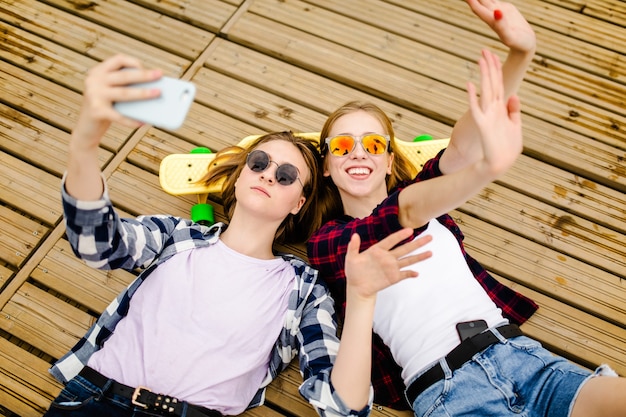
[246,149,304,187]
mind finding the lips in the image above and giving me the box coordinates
[251,186,270,197]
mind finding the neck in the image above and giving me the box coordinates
[339,187,389,219]
[220,213,278,260]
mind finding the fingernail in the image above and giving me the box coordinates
[494,9,503,20]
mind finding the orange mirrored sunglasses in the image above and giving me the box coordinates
[325,133,390,156]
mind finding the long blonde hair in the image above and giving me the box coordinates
[200,131,323,244]
[318,101,417,223]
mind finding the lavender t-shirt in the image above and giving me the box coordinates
[88,239,295,415]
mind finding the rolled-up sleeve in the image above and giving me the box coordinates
[61,174,184,271]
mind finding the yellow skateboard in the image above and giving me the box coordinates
[159,133,449,225]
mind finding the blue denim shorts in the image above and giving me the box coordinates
[45,375,154,417]
[408,335,598,417]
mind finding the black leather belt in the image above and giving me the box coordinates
[78,366,222,417]
[405,323,523,405]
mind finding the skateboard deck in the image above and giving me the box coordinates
[159,133,449,223]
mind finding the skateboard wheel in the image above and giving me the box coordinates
[413,134,433,142]
[191,203,214,226]
[190,147,212,154]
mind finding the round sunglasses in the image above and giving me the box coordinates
[325,133,390,156]
[246,149,304,187]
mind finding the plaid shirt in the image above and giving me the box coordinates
[307,151,539,409]
[50,180,372,417]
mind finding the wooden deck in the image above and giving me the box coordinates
[0,0,624,416]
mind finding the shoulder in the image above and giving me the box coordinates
[278,253,316,278]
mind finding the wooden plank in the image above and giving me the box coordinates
[309,0,625,117]
[193,67,327,133]
[500,274,626,375]
[22,0,213,60]
[226,11,466,124]
[0,1,192,77]
[383,0,626,78]
[521,115,625,193]
[128,132,203,175]
[108,161,204,219]
[204,39,452,140]
[260,0,626,108]
[0,282,93,359]
[521,81,624,150]
[509,0,626,54]
[249,0,625,150]
[0,104,113,178]
[454,210,626,327]
[128,0,239,32]
[0,265,13,290]
[464,182,625,278]
[266,361,413,417]
[30,239,136,314]
[0,337,62,417]
[0,205,48,269]
[0,61,131,153]
[504,155,626,235]
[265,361,318,417]
[0,152,63,226]
[543,0,626,26]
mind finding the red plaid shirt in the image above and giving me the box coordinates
[307,151,538,409]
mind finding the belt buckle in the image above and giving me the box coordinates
[131,386,151,409]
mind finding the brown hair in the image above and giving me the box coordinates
[318,101,418,223]
[200,131,323,245]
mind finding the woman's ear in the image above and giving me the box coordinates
[323,156,331,177]
[386,152,395,175]
[290,196,306,215]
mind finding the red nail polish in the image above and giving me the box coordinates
[494,9,503,20]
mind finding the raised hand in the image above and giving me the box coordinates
[66,55,162,201]
[344,228,432,301]
[467,0,536,54]
[73,54,162,151]
[467,49,523,176]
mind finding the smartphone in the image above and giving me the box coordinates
[456,319,488,342]
[113,75,196,130]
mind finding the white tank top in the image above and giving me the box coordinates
[88,239,295,415]
[373,220,506,384]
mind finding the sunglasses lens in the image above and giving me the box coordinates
[362,134,388,155]
[328,136,356,156]
[275,164,298,185]
[247,150,270,172]
[247,150,300,186]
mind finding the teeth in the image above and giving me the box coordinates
[348,167,370,175]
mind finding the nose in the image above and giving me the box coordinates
[350,140,368,159]
[260,161,278,184]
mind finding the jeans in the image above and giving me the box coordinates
[408,335,595,417]
[45,375,172,417]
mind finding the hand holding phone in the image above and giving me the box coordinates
[113,74,196,130]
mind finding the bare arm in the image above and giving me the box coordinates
[330,229,432,410]
[66,55,162,200]
[441,0,535,174]
[399,50,523,229]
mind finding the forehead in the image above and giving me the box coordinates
[330,110,385,135]
[254,140,310,177]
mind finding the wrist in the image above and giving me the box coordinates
[346,288,377,308]
[508,45,536,61]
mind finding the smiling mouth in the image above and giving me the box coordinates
[347,167,371,175]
